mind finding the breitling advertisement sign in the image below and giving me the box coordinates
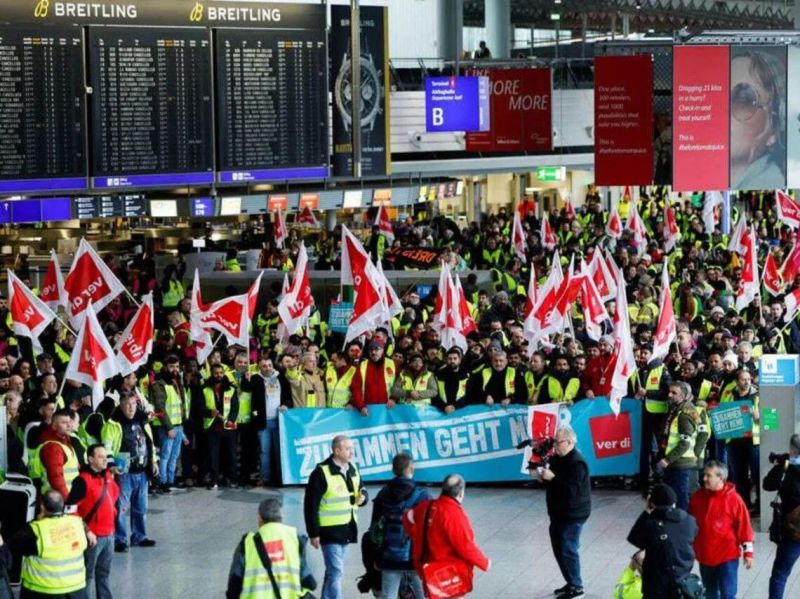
[0,0,324,29]
[331,4,391,178]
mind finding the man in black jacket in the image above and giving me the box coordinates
[249,357,290,486]
[765,433,800,599]
[433,349,470,413]
[304,435,368,599]
[627,484,698,599]
[535,426,591,599]
[203,364,239,490]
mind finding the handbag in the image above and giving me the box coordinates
[419,502,473,598]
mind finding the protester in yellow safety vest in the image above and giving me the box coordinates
[537,355,581,405]
[304,435,368,599]
[30,409,80,500]
[288,353,327,408]
[469,351,526,406]
[203,363,240,490]
[3,490,88,597]
[161,264,185,309]
[657,382,703,510]
[325,351,356,409]
[434,348,470,413]
[525,352,550,404]
[726,369,761,510]
[391,353,437,408]
[233,351,261,486]
[225,248,242,271]
[150,355,187,494]
[226,497,315,598]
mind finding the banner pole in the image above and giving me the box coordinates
[124,288,142,309]
[54,313,78,338]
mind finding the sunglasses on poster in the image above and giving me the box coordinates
[731,82,777,123]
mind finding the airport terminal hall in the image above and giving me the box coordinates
[7,0,800,598]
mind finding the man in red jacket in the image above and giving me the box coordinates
[38,408,80,500]
[688,459,754,599]
[350,340,396,415]
[581,336,613,398]
[67,444,120,599]
[403,474,491,596]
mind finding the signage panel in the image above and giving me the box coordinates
[425,76,490,133]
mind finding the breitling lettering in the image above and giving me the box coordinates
[207,6,281,23]
[53,2,138,19]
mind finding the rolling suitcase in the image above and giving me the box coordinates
[0,472,37,585]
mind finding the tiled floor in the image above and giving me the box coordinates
[99,484,799,598]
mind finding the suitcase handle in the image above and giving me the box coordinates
[3,472,34,486]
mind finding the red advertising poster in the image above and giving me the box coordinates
[466,68,552,152]
[594,56,654,186]
[268,195,288,211]
[673,46,730,191]
[299,193,319,209]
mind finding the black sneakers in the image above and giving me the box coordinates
[553,584,570,595]
[556,585,585,598]
[133,539,156,548]
[114,543,128,553]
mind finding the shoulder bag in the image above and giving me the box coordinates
[420,502,474,598]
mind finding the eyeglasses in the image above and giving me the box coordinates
[731,82,773,123]
[554,439,570,446]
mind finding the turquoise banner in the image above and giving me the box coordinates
[709,401,754,439]
[278,398,642,484]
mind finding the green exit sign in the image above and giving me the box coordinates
[536,167,566,182]
[550,13,561,21]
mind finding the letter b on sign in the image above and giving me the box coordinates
[589,412,633,459]
[432,108,444,127]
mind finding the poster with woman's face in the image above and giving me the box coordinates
[786,47,800,189]
[730,46,787,191]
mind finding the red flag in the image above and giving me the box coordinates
[626,203,647,257]
[189,269,213,364]
[40,250,66,311]
[115,293,154,376]
[247,272,263,319]
[512,211,527,261]
[346,258,385,343]
[608,261,636,416]
[341,225,371,286]
[540,214,556,251]
[376,260,402,325]
[7,271,57,352]
[374,204,395,243]
[431,263,452,332]
[522,264,539,346]
[531,251,564,338]
[589,249,616,302]
[64,303,119,408]
[277,244,312,338]
[274,209,287,249]
[727,212,748,256]
[664,202,682,253]
[604,250,619,287]
[606,208,623,240]
[651,267,676,363]
[785,287,800,321]
[580,260,610,341]
[296,206,321,229]
[441,271,465,352]
[200,295,248,347]
[780,243,800,283]
[546,258,584,333]
[735,226,759,311]
[564,198,576,221]
[763,252,784,297]
[455,275,477,336]
[64,239,125,328]
[623,185,632,202]
[776,190,800,230]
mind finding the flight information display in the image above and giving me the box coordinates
[0,27,87,193]
[216,29,328,183]
[74,194,146,219]
[89,27,215,189]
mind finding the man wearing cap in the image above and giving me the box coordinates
[392,353,437,408]
[627,484,698,599]
[629,343,672,491]
[485,291,515,325]
[350,339,396,416]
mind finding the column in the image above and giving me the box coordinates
[485,0,511,59]
[325,209,337,232]
[437,0,464,61]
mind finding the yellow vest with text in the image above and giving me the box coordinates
[317,464,360,528]
[21,515,87,595]
[152,384,182,427]
[399,372,433,407]
[325,365,355,408]
[635,366,667,414]
[30,440,79,495]
[203,386,235,430]
[241,522,303,599]
[482,367,517,399]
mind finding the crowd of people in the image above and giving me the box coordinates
[1,186,800,597]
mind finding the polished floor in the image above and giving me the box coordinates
[75,483,800,598]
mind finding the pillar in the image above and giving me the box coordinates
[325,209,337,231]
[438,0,464,61]
[622,13,630,39]
[485,0,511,59]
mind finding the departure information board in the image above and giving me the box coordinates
[74,194,146,218]
[89,27,214,189]
[215,29,328,183]
[0,27,87,193]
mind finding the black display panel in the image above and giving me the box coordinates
[0,27,87,193]
[74,194,146,219]
[89,27,214,189]
[215,29,328,183]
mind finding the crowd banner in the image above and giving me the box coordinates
[708,401,754,440]
[386,247,448,270]
[327,302,354,333]
[279,398,642,484]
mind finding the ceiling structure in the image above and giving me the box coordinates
[463,1,794,34]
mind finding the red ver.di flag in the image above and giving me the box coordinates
[64,238,125,328]
[115,293,154,376]
[594,56,654,185]
[520,404,571,474]
[65,303,119,408]
[673,46,730,191]
[466,68,552,152]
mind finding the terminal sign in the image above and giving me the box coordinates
[759,355,800,386]
[425,76,490,133]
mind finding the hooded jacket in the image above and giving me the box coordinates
[370,477,433,570]
[688,481,754,566]
[627,506,697,598]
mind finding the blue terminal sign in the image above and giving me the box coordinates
[425,76,490,133]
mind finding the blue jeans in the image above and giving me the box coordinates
[258,419,280,483]
[115,471,149,545]
[769,539,800,598]
[321,543,348,599]
[84,534,114,599]
[663,467,691,511]
[549,520,585,589]
[157,425,184,485]
[382,569,424,599]
[699,558,738,599]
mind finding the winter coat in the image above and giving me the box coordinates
[688,482,754,567]
[545,449,592,523]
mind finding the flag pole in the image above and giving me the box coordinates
[57,372,68,401]
[54,313,78,338]
[124,288,142,309]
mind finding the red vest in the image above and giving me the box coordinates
[76,470,119,537]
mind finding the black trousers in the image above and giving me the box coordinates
[639,410,664,485]
[208,428,238,484]
[237,422,258,484]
